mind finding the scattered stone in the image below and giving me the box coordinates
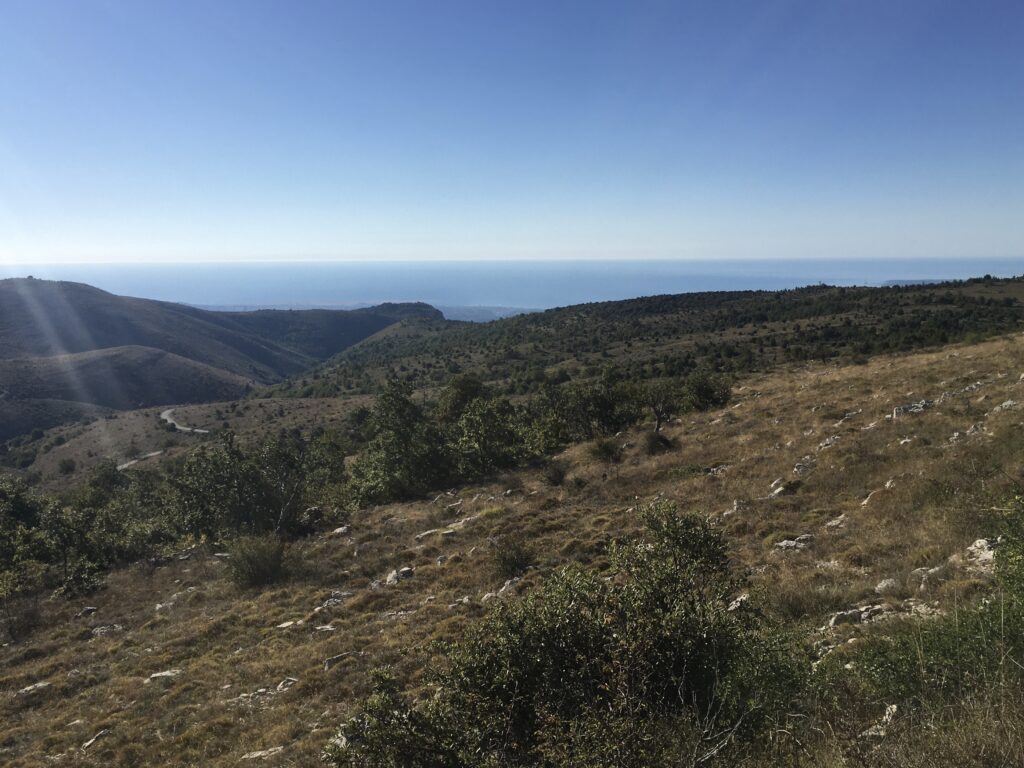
[385,566,415,586]
[314,591,353,614]
[727,593,749,612]
[875,578,899,595]
[898,436,916,446]
[829,609,863,627]
[329,525,350,537]
[81,729,109,750]
[276,677,298,693]
[902,598,945,618]
[818,435,841,450]
[448,596,471,609]
[436,555,448,567]
[990,399,1019,414]
[860,704,898,741]
[775,535,814,552]
[414,528,439,542]
[892,400,934,418]
[958,538,997,574]
[723,499,751,518]
[860,604,888,622]
[276,620,297,629]
[76,606,98,618]
[825,514,847,530]
[793,455,816,476]
[834,409,862,427]
[91,624,123,638]
[440,529,457,541]
[17,681,51,696]
[241,746,285,760]
[146,669,182,684]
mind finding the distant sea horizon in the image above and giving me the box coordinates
[2,259,1021,315]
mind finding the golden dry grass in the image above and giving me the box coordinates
[5,332,1024,765]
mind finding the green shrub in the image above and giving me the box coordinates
[326,502,804,767]
[227,535,287,589]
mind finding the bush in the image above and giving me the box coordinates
[588,437,622,464]
[542,460,567,486]
[327,502,804,767]
[492,535,535,580]
[0,566,43,642]
[644,430,675,455]
[227,535,287,589]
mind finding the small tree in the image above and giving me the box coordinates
[640,380,681,433]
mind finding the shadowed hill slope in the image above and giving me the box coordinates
[0,279,441,437]
[0,346,252,413]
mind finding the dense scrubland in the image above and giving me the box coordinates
[4,277,1024,766]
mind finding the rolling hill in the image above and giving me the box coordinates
[272,275,1024,398]
[0,278,441,439]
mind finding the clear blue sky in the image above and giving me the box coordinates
[0,0,1021,264]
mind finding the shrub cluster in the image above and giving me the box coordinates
[326,502,804,767]
[344,371,730,508]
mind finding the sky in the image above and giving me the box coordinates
[0,0,1022,265]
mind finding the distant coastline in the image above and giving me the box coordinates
[2,259,1021,311]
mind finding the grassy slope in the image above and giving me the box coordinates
[4,331,1024,765]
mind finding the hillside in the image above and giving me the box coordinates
[4,331,1024,765]
[0,346,252,413]
[274,276,1024,398]
[0,279,441,438]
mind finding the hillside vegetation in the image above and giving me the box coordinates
[4,325,1024,765]
[276,276,1024,398]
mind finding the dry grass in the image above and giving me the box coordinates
[4,332,1024,765]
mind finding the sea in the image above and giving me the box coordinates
[2,259,1021,319]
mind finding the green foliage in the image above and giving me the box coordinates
[170,430,345,538]
[436,373,488,424]
[682,369,732,411]
[345,381,448,506]
[450,396,524,477]
[328,502,804,767]
[0,562,43,642]
[226,534,287,589]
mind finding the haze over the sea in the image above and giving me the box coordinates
[2,259,1021,311]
